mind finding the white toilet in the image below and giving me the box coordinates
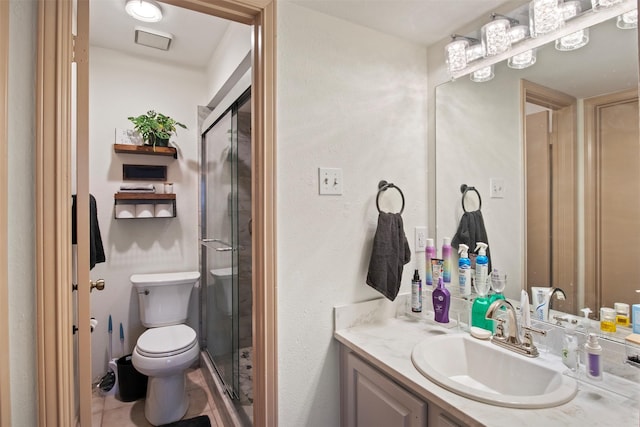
[131,271,200,426]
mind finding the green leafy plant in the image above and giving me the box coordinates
[127,110,187,148]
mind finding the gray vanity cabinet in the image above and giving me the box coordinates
[340,346,468,427]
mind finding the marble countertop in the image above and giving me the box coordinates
[334,295,640,427]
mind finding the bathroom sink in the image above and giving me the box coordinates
[411,333,577,408]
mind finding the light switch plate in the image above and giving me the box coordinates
[490,178,505,198]
[319,167,343,195]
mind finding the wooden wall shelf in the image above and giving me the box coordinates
[113,144,177,159]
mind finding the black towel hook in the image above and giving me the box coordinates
[460,184,482,212]
[376,180,405,214]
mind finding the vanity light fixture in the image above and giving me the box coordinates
[470,65,495,82]
[592,0,624,11]
[508,48,537,69]
[556,1,589,51]
[529,0,563,37]
[482,13,518,56]
[125,0,163,23]
[445,0,635,81]
[445,35,478,73]
[616,9,638,28]
[466,43,485,63]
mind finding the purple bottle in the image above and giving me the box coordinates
[432,277,451,323]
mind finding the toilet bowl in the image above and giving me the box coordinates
[130,271,200,426]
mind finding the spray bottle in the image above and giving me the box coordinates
[475,243,489,293]
[442,237,452,284]
[471,242,492,331]
[458,244,471,297]
[425,239,436,286]
[411,269,422,313]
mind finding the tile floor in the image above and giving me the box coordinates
[92,367,225,427]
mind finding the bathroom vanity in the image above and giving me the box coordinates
[334,295,640,427]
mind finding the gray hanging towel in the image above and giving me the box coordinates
[366,212,411,301]
[452,210,491,271]
[72,194,106,270]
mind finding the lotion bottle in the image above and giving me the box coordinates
[432,277,450,323]
[442,237,452,284]
[585,333,603,381]
[425,239,436,286]
[458,244,471,297]
[411,270,422,313]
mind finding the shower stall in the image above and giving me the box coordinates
[200,88,253,421]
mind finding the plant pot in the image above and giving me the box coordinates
[147,135,170,147]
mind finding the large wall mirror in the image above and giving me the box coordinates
[435,15,638,323]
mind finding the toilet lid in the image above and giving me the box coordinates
[136,324,197,358]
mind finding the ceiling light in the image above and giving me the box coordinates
[508,49,537,69]
[125,0,163,23]
[617,9,638,28]
[470,65,495,82]
[530,0,562,37]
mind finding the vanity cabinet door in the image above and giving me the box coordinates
[342,349,427,427]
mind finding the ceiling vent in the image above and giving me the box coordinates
[134,26,173,51]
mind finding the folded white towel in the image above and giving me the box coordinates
[120,183,155,191]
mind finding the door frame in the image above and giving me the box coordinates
[521,79,577,313]
[584,89,639,313]
[0,0,11,424]
[35,0,277,425]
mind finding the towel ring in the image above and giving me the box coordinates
[460,184,482,212]
[376,180,405,214]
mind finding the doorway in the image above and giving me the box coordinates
[35,0,276,426]
[522,80,577,315]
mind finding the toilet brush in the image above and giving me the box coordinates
[108,315,113,361]
[98,315,116,395]
[120,322,125,356]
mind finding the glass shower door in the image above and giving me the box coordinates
[201,107,239,397]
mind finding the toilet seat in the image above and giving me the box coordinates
[136,324,197,358]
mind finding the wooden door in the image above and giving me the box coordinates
[585,90,640,312]
[526,110,552,289]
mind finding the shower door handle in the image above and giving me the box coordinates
[215,247,233,252]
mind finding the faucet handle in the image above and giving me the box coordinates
[553,315,569,325]
[523,325,547,336]
[493,318,506,339]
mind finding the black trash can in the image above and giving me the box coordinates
[116,354,147,402]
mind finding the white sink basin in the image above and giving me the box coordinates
[411,333,577,408]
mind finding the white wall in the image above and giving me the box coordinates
[88,46,207,378]
[276,3,428,425]
[7,0,37,425]
[205,22,252,107]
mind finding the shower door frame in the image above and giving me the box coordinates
[200,88,251,399]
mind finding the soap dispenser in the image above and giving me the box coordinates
[489,269,506,304]
[585,333,603,381]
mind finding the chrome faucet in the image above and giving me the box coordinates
[485,300,547,358]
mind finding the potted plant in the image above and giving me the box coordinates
[127,110,187,148]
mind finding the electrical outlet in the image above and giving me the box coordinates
[318,167,343,195]
[415,226,427,252]
[490,178,505,198]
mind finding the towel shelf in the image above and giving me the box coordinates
[113,193,176,219]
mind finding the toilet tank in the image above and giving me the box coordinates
[131,271,200,327]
